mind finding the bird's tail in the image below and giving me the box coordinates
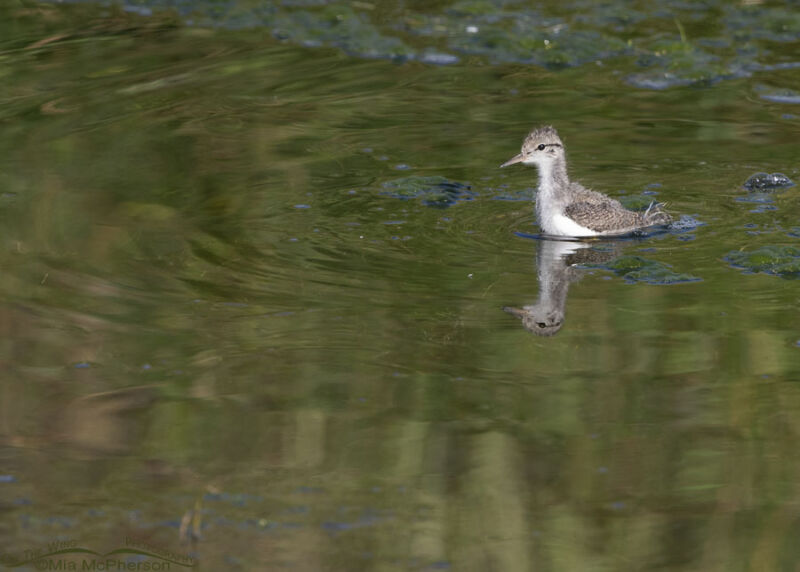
[643,201,672,225]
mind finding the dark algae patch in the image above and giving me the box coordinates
[757,87,800,105]
[591,256,701,285]
[626,38,733,90]
[381,176,474,208]
[760,91,800,105]
[725,246,800,278]
[722,4,800,43]
[743,172,795,191]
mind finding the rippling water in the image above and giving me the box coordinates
[2,1,800,570]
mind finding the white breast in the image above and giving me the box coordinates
[547,214,599,237]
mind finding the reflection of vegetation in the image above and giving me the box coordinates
[674,17,688,45]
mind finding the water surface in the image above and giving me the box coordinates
[2,1,800,570]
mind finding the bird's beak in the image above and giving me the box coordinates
[500,153,524,168]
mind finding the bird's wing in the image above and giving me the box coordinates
[564,201,642,233]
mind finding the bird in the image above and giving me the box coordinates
[500,126,671,238]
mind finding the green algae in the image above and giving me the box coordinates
[39,0,800,90]
[594,256,701,285]
[725,246,800,278]
[627,38,744,89]
[272,7,413,59]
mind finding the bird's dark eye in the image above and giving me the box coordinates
[537,322,547,328]
[537,144,545,151]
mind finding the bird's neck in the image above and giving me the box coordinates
[536,157,569,199]
[535,158,570,232]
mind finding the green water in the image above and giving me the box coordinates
[2,1,800,570]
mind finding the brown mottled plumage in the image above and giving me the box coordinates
[501,126,671,237]
[564,200,670,233]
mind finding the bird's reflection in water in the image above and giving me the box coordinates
[504,238,621,336]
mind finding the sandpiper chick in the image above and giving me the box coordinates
[501,126,671,237]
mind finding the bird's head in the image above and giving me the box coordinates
[500,125,564,169]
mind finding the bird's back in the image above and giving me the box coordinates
[563,187,671,235]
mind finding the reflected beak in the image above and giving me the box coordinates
[503,306,526,320]
[500,153,524,168]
